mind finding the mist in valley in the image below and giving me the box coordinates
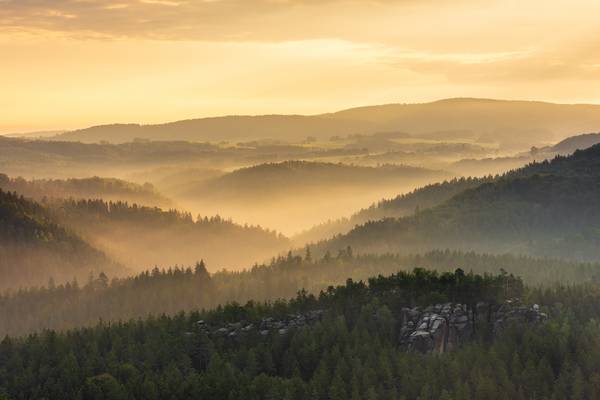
[7,1,600,398]
[2,100,600,400]
[2,122,600,289]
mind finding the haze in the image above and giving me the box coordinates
[2,0,600,133]
[7,2,600,398]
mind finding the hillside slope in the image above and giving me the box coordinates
[188,161,449,200]
[295,176,495,244]
[179,161,452,234]
[0,189,119,290]
[547,132,600,154]
[46,199,290,272]
[0,174,172,208]
[318,144,600,261]
[297,132,600,244]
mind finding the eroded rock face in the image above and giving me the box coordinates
[399,301,546,354]
[189,301,545,354]
[399,303,472,353]
[192,309,324,339]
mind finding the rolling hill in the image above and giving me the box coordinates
[177,161,452,234]
[0,189,120,290]
[297,132,600,244]
[0,135,368,179]
[186,161,449,200]
[45,198,290,272]
[546,132,600,155]
[316,144,600,261]
[54,98,600,149]
[55,115,369,144]
[294,176,495,244]
[0,174,173,208]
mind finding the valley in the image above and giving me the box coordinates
[3,101,600,400]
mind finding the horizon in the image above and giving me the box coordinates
[6,2,600,395]
[5,96,600,136]
[3,0,600,133]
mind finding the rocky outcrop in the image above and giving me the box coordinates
[187,301,545,354]
[193,309,324,339]
[493,302,546,336]
[399,301,546,354]
[399,303,472,354]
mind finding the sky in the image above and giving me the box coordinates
[2,0,600,133]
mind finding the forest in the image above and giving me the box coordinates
[0,174,172,208]
[3,250,600,337]
[4,268,600,400]
[4,92,600,400]
[4,127,600,400]
[44,198,289,272]
[295,176,497,243]
[0,189,119,290]
[5,3,600,397]
[317,145,600,261]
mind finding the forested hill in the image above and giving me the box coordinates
[0,269,518,399]
[45,198,290,272]
[297,138,600,244]
[5,267,600,399]
[317,144,600,261]
[0,174,172,208]
[177,161,452,234]
[184,161,450,201]
[295,176,495,243]
[0,189,119,290]
[3,250,600,337]
[510,143,600,178]
[547,132,600,155]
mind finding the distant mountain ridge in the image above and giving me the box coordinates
[53,98,600,148]
[56,115,370,144]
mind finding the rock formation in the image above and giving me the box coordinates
[188,301,545,354]
[193,309,324,338]
[399,300,546,354]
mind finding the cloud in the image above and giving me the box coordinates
[0,0,449,41]
[3,0,600,133]
[381,34,600,85]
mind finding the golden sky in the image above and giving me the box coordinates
[2,0,600,133]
